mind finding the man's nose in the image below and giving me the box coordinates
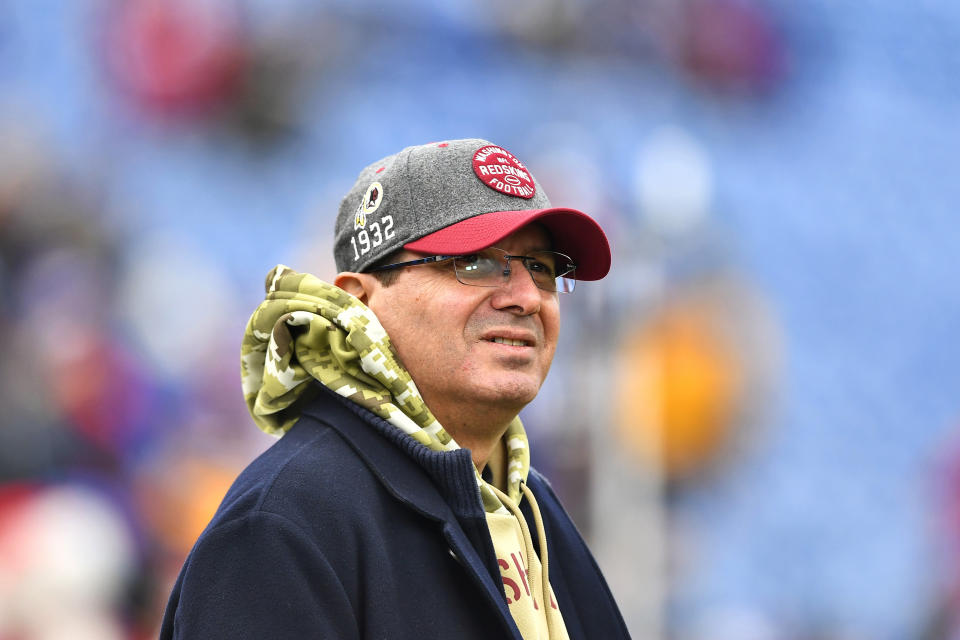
[491,261,542,315]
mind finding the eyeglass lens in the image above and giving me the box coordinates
[452,248,576,293]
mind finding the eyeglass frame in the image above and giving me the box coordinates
[366,247,578,294]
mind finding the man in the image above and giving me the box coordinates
[161,139,630,639]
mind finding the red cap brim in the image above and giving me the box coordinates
[403,208,611,281]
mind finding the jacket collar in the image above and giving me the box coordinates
[299,385,522,639]
[301,384,484,521]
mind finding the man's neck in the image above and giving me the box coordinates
[451,428,505,471]
[426,400,520,470]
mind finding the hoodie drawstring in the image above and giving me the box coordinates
[489,482,556,637]
[520,483,553,631]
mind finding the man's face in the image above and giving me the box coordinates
[364,224,561,421]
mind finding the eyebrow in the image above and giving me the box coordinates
[487,245,553,254]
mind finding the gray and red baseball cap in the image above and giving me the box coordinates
[333,138,610,281]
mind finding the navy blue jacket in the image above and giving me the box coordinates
[161,386,630,639]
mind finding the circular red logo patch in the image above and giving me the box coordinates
[472,145,536,199]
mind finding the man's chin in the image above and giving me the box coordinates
[475,374,543,408]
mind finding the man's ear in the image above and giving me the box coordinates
[334,272,377,304]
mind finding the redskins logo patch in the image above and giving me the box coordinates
[472,145,535,199]
[355,181,383,229]
[362,182,383,213]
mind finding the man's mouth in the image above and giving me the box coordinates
[486,337,532,347]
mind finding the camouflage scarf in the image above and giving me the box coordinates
[241,265,530,512]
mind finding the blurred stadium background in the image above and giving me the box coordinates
[1,0,959,638]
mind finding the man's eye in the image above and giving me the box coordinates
[456,254,494,274]
[527,260,554,276]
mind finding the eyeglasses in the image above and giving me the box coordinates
[368,247,578,293]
